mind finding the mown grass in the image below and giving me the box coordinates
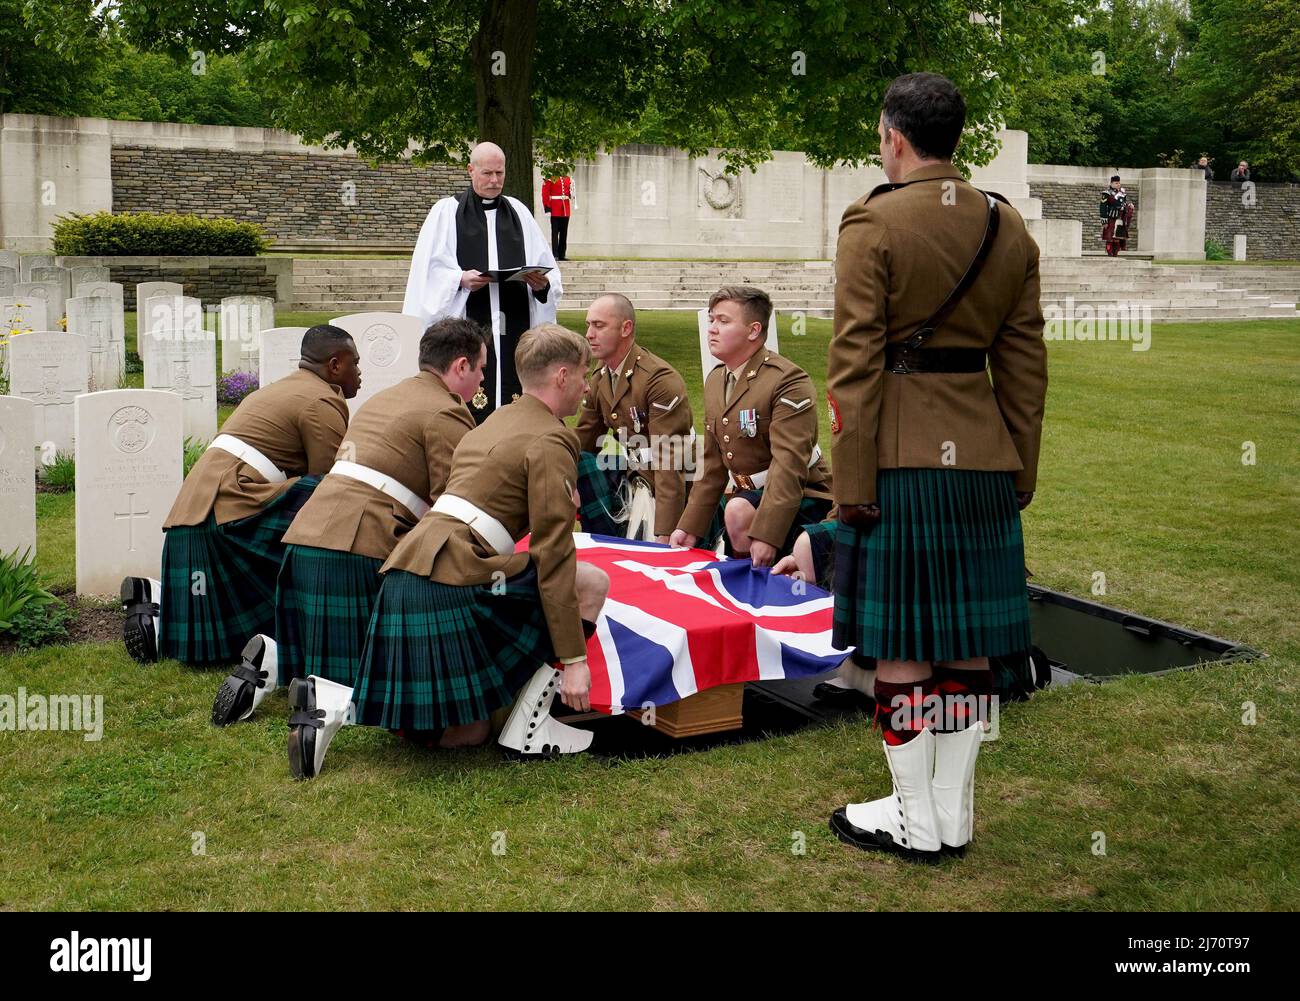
[5,312,1299,910]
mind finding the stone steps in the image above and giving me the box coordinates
[288,257,1300,320]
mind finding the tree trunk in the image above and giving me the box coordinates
[472,0,540,209]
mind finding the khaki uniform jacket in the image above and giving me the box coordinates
[575,340,694,536]
[164,368,349,528]
[381,393,586,661]
[281,372,475,560]
[829,162,1048,506]
[677,347,832,548]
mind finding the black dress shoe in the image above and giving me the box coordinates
[812,682,873,708]
[828,808,942,864]
[120,577,159,664]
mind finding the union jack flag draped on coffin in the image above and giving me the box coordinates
[520,534,851,714]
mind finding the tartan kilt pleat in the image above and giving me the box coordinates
[274,544,383,685]
[351,566,556,730]
[832,468,1030,662]
[803,518,837,591]
[158,476,320,665]
[576,450,628,537]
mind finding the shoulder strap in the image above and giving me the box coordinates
[904,190,1001,350]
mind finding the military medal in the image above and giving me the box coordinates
[471,388,488,410]
[630,407,643,434]
[739,408,758,437]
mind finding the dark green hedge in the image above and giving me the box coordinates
[51,211,271,257]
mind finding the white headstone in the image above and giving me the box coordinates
[70,266,111,289]
[0,266,16,297]
[19,255,54,282]
[1233,234,1248,261]
[144,327,217,443]
[134,282,185,361]
[31,266,72,308]
[14,281,65,324]
[0,250,20,276]
[258,327,307,386]
[696,307,780,380]
[0,396,37,562]
[67,295,126,391]
[0,297,49,336]
[219,295,274,375]
[74,389,183,596]
[75,280,125,310]
[330,312,423,414]
[8,331,90,460]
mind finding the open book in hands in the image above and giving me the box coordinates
[484,266,553,283]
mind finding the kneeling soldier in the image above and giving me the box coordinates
[669,285,832,567]
[121,325,360,666]
[209,318,486,726]
[576,293,694,542]
[287,324,610,779]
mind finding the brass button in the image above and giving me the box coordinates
[722,417,728,425]
[723,435,730,443]
[726,451,733,460]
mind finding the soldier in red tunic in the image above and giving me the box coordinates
[1100,175,1135,257]
[541,166,574,261]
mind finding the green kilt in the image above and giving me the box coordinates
[351,565,555,730]
[158,476,320,665]
[727,488,832,559]
[274,544,383,685]
[832,468,1030,662]
[576,450,628,537]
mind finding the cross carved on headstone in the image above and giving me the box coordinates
[114,491,150,552]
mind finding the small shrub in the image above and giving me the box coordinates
[217,370,259,405]
[40,451,76,492]
[52,210,271,257]
[183,436,209,477]
[0,549,59,639]
[1205,238,1230,261]
[8,598,72,649]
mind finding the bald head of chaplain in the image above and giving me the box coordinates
[299,323,362,399]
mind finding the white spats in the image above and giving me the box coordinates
[210,634,281,726]
[932,722,985,851]
[287,676,355,779]
[836,729,943,859]
[498,665,594,756]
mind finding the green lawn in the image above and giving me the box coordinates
[5,313,1300,910]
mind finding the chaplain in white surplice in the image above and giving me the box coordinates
[403,141,562,422]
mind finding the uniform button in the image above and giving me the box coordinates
[726,451,733,460]
[722,417,729,425]
[723,435,730,443]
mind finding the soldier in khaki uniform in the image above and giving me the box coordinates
[121,325,361,667]
[208,318,487,727]
[287,324,610,779]
[670,286,832,567]
[825,73,1047,863]
[576,293,694,542]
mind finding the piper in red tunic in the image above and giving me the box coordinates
[541,171,574,261]
[1100,174,1135,257]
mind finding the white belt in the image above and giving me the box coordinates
[432,494,514,556]
[728,444,822,492]
[626,428,697,472]
[210,434,286,484]
[329,460,430,519]
[551,195,570,200]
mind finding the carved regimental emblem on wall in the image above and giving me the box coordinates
[697,165,744,219]
[364,324,398,367]
[110,406,156,455]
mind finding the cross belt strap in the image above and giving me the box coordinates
[728,444,822,493]
[432,494,515,556]
[329,460,430,519]
[893,189,1002,363]
[209,434,287,484]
